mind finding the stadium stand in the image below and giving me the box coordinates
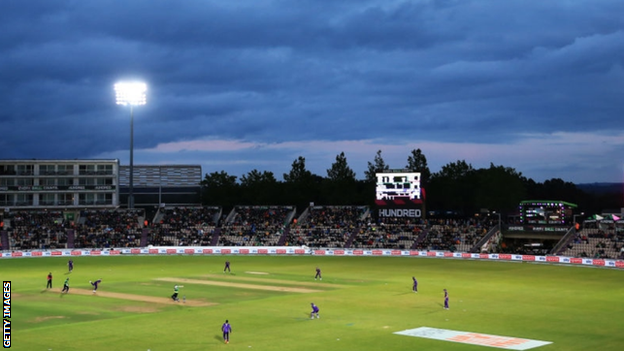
[148,206,221,246]
[3,210,67,250]
[351,216,425,250]
[1,206,622,260]
[418,218,494,252]
[73,209,144,248]
[560,225,623,259]
[285,206,367,248]
[218,206,294,246]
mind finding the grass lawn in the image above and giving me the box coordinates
[4,255,624,350]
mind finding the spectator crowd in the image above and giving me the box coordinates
[1,206,623,260]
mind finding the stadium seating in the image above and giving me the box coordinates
[2,206,621,260]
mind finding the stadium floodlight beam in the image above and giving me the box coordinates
[115,82,147,209]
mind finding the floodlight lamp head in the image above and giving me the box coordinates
[115,82,147,106]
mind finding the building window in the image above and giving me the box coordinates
[98,164,113,175]
[17,178,33,186]
[17,164,34,175]
[39,165,55,175]
[97,178,113,186]
[0,179,14,187]
[0,165,16,175]
[59,193,73,206]
[41,178,56,186]
[58,165,73,175]
[96,193,112,205]
[79,193,96,205]
[0,194,11,206]
[79,178,95,186]
[16,194,33,206]
[40,193,55,206]
[57,178,73,186]
[79,164,96,175]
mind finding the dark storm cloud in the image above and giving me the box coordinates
[1,0,624,183]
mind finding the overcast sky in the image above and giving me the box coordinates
[1,0,623,184]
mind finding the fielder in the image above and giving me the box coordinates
[310,303,320,319]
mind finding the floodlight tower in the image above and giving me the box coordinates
[115,82,147,209]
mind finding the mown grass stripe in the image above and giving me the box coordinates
[155,277,324,293]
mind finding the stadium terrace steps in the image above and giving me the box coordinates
[411,229,429,249]
[140,228,149,247]
[469,225,499,253]
[344,227,361,249]
[210,227,221,246]
[277,226,290,246]
[553,227,577,255]
[66,229,75,249]
[0,230,8,250]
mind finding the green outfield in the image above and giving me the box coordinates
[4,255,624,350]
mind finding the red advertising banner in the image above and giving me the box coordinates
[409,251,419,256]
[592,259,605,266]
[149,249,159,254]
[314,250,326,255]
[11,252,22,257]
[427,252,437,257]
[461,253,472,258]
[221,249,231,254]
[32,251,43,256]
[276,249,286,254]
[71,251,82,256]
[546,256,560,262]
[499,254,512,260]
[334,250,345,255]
[615,261,624,268]
[570,258,583,264]
[239,249,249,254]
[91,250,101,255]
[109,250,120,255]
[353,250,363,256]
[202,249,213,254]
[391,250,402,256]
[372,250,383,256]
[166,249,177,255]
[131,249,141,254]
[258,249,268,254]
[184,249,195,255]
[479,253,489,259]
[51,251,62,256]
[444,252,454,257]
[522,255,535,261]
[294,249,305,254]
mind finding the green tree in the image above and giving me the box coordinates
[326,152,357,204]
[240,169,280,205]
[283,156,313,183]
[474,163,526,212]
[283,156,322,208]
[364,150,390,183]
[429,160,477,214]
[405,148,431,187]
[327,152,356,182]
[200,171,240,207]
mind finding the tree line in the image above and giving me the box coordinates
[200,149,622,216]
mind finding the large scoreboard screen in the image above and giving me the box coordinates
[374,171,424,219]
[519,200,577,225]
[375,171,422,203]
